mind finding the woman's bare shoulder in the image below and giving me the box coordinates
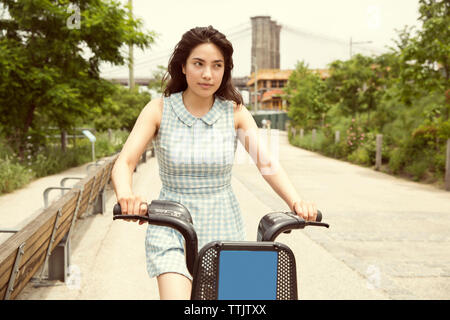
[232,102,254,130]
[146,96,164,112]
[142,96,164,127]
[232,101,245,129]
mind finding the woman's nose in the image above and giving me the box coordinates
[202,67,212,79]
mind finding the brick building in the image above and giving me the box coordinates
[247,68,330,111]
[247,69,292,110]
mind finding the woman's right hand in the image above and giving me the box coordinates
[117,194,148,225]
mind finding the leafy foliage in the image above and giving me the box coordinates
[285,61,329,130]
[91,85,151,131]
[148,65,168,95]
[0,0,155,157]
[0,129,127,194]
[287,0,450,186]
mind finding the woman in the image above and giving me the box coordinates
[111,26,318,300]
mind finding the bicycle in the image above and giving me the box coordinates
[113,200,329,300]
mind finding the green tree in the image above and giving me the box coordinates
[285,61,329,129]
[395,0,449,119]
[325,54,381,120]
[148,64,167,95]
[0,0,155,157]
[362,52,404,129]
[91,85,151,132]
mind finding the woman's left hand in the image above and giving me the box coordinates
[292,200,317,221]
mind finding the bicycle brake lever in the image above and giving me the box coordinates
[285,211,329,228]
[257,210,329,241]
[113,214,149,221]
[305,221,330,228]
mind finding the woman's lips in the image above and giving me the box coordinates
[199,83,213,89]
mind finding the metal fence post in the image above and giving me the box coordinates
[376,134,383,171]
[445,139,450,191]
[4,243,26,300]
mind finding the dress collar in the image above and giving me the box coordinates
[170,91,224,127]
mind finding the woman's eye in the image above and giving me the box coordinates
[194,62,202,66]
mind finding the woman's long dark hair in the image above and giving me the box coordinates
[163,26,243,105]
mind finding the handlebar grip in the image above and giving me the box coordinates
[257,209,328,242]
[316,210,322,222]
[113,203,122,216]
[112,200,198,277]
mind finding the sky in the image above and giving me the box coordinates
[99,0,423,79]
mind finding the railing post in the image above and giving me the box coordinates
[35,208,62,283]
[68,187,83,239]
[48,234,70,282]
[375,134,383,171]
[60,177,83,188]
[445,139,450,191]
[4,243,26,300]
[43,187,72,208]
[93,168,107,215]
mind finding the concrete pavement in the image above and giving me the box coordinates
[7,129,450,299]
[0,162,95,244]
[232,130,450,299]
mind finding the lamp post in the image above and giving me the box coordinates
[128,0,135,90]
[350,37,373,58]
[252,56,258,112]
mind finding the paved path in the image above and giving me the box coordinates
[0,162,94,244]
[4,130,449,299]
[232,130,450,299]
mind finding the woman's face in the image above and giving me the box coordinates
[182,42,225,98]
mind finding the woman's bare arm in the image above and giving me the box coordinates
[111,97,163,219]
[234,105,317,221]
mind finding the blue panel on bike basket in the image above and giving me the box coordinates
[217,250,278,300]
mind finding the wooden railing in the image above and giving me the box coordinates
[0,155,118,299]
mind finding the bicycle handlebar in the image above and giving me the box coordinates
[113,200,198,277]
[113,201,329,274]
[257,210,329,242]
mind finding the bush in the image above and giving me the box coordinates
[95,130,128,156]
[326,140,348,159]
[0,138,34,194]
[30,129,127,178]
[388,147,406,174]
[0,156,34,194]
[30,145,92,177]
[0,138,15,158]
[291,130,323,151]
[432,152,446,179]
[91,86,151,132]
[361,132,378,164]
[0,129,128,195]
[404,158,429,181]
[348,147,371,166]
[345,118,366,153]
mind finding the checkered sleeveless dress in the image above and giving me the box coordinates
[145,92,246,280]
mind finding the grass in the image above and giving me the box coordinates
[0,130,128,195]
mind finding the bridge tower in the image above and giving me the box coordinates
[250,16,281,74]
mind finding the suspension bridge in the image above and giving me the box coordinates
[100,17,386,88]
